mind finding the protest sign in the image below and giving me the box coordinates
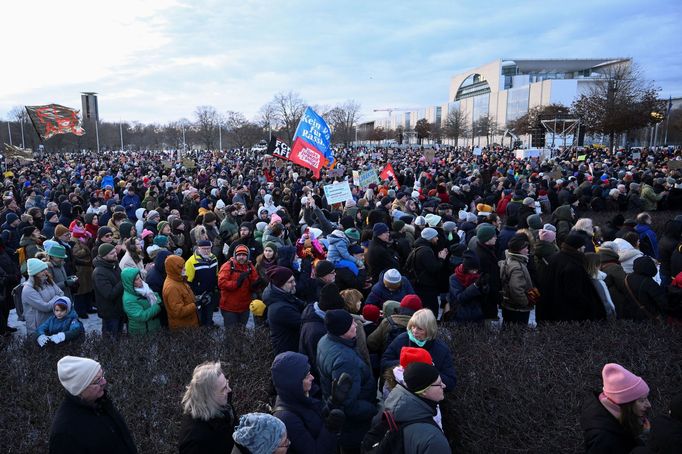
[358,168,379,188]
[293,107,333,164]
[424,150,435,161]
[182,158,196,168]
[323,181,353,205]
[379,163,400,187]
[577,154,586,161]
[473,147,483,156]
[632,152,641,160]
[352,170,360,186]
[161,160,173,169]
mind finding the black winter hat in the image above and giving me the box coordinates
[562,233,584,250]
[404,362,441,394]
[315,260,335,278]
[319,283,346,311]
[340,215,355,230]
[462,250,480,271]
[324,309,354,337]
[507,234,530,253]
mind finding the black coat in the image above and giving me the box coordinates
[471,239,502,319]
[178,410,236,454]
[298,303,327,376]
[49,391,137,454]
[411,237,447,290]
[366,236,400,282]
[538,247,605,322]
[622,257,665,321]
[580,392,641,454]
[92,256,125,320]
[647,414,682,454]
[264,283,305,356]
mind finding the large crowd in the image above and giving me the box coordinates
[1,143,682,453]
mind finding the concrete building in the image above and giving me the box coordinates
[373,58,632,147]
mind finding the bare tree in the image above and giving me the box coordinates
[473,114,499,146]
[443,108,470,145]
[224,111,264,148]
[257,102,277,141]
[414,118,431,145]
[194,105,219,150]
[572,63,665,150]
[270,91,307,145]
[325,100,362,146]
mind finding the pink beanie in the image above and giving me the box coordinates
[538,229,556,243]
[602,363,650,404]
[269,213,282,225]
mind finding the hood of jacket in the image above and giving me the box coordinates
[598,248,620,263]
[633,256,657,277]
[135,207,146,221]
[121,267,141,294]
[328,231,349,246]
[93,256,117,270]
[165,255,185,282]
[553,205,573,222]
[384,383,436,424]
[271,351,311,405]
[53,296,73,313]
[59,201,73,217]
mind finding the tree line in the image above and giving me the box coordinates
[0,92,362,152]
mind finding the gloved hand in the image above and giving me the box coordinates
[50,332,66,344]
[37,335,49,347]
[330,372,353,406]
[324,408,345,434]
[65,276,78,287]
[174,248,183,256]
[250,277,265,290]
[236,271,250,287]
[476,273,490,292]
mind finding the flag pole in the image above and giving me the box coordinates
[7,121,12,146]
[219,123,222,151]
[120,120,124,151]
[94,119,100,153]
[20,118,25,148]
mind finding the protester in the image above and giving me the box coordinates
[121,268,162,335]
[264,266,305,355]
[36,297,84,346]
[49,356,138,454]
[92,243,126,336]
[22,257,65,333]
[163,255,200,329]
[218,244,260,328]
[179,361,237,454]
[232,413,289,454]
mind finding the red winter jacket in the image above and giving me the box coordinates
[218,258,259,313]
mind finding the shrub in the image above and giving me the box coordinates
[1,322,680,453]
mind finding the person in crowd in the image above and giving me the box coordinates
[119,237,146,279]
[163,255,200,330]
[186,240,219,326]
[447,250,485,323]
[49,356,138,454]
[657,216,682,286]
[47,244,77,302]
[232,413,289,454]
[381,362,451,453]
[22,257,65,334]
[367,295,422,355]
[381,308,456,392]
[581,363,651,453]
[121,268,162,335]
[255,241,279,283]
[264,266,305,355]
[218,244,260,328]
[621,256,666,321]
[334,244,368,293]
[471,223,503,322]
[92,243,125,336]
[36,297,84,347]
[70,224,95,318]
[0,236,21,334]
[499,234,536,325]
[366,222,400,282]
[228,222,263,264]
[615,233,645,274]
[365,268,415,308]
[647,393,682,453]
[271,352,345,454]
[19,225,44,260]
[584,252,616,320]
[178,361,237,454]
[409,227,449,316]
[538,233,605,322]
[317,309,377,453]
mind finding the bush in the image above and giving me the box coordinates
[1,322,680,453]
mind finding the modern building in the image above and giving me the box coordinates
[372,58,632,147]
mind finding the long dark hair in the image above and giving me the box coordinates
[619,400,645,438]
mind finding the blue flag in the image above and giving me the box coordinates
[293,107,333,164]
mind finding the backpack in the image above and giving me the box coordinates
[403,246,426,285]
[384,315,406,348]
[361,409,439,454]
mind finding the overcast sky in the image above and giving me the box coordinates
[2,0,680,124]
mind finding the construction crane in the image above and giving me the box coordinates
[373,107,421,117]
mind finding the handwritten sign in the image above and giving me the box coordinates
[323,181,353,205]
[358,168,379,188]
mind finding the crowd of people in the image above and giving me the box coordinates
[2,142,682,453]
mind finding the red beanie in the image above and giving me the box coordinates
[362,304,380,323]
[399,346,433,369]
[400,294,422,312]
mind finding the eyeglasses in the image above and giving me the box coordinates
[89,370,106,387]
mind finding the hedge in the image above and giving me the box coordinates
[1,322,680,453]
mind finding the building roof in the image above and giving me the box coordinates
[501,58,630,73]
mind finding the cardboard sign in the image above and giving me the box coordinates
[182,158,196,168]
[473,147,483,156]
[161,160,173,169]
[424,150,435,162]
[323,181,353,204]
[632,152,641,160]
[352,170,361,186]
[577,155,586,161]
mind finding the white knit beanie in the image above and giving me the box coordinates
[57,356,101,396]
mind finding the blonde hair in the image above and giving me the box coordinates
[181,361,226,421]
[340,289,363,314]
[573,218,594,235]
[407,309,438,340]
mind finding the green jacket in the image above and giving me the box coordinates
[640,184,663,211]
[121,267,162,335]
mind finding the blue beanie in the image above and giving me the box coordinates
[233,413,285,453]
[373,223,389,236]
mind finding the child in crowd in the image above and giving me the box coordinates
[36,297,84,347]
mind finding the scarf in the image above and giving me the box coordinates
[313,302,326,320]
[135,281,158,305]
[454,264,479,288]
[407,330,427,348]
[599,392,650,431]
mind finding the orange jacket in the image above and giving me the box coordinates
[218,258,259,313]
[163,255,199,329]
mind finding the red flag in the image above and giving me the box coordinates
[290,137,328,178]
[25,104,85,140]
[380,163,400,187]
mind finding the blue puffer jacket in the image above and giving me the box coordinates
[448,272,484,322]
[271,352,337,454]
[327,231,359,266]
[298,303,327,375]
[316,333,377,449]
[264,283,305,355]
[146,250,172,295]
[635,223,659,259]
[381,332,457,392]
[365,272,415,308]
[36,297,84,341]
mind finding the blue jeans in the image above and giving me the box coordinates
[101,318,123,336]
[221,310,249,328]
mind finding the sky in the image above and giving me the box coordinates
[1,0,681,125]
